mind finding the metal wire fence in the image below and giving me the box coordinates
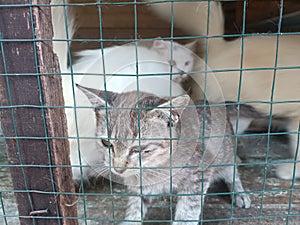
[0,0,300,224]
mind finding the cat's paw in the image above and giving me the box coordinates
[235,193,251,209]
[276,163,300,180]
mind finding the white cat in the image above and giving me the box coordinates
[145,0,300,180]
[151,39,196,74]
[51,0,198,182]
[73,39,196,88]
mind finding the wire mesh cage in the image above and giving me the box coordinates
[0,0,300,224]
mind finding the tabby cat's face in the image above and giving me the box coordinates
[77,85,191,179]
[98,111,175,178]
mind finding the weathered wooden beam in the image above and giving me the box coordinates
[0,1,78,225]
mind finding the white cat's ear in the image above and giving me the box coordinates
[152,39,167,50]
[184,40,198,52]
[76,84,111,107]
[152,94,191,126]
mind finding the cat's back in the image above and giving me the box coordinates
[204,35,300,116]
[209,35,300,70]
[178,103,236,170]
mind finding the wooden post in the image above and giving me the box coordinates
[0,1,78,225]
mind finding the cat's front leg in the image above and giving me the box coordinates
[220,166,251,209]
[120,195,148,225]
[173,193,205,225]
[276,119,300,180]
[173,171,211,225]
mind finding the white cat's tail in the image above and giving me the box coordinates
[51,1,95,182]
[145,1,224,36]
[51,0,78,108]
[51,0,76,72]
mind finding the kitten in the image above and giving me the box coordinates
[77,84,251,224]
[145,0,300,180]
[151,39,197,80]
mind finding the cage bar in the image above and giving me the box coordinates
[0,1,78,225]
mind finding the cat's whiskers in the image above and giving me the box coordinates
[126,167,169,180]
[142,175,159,186]
[90,167,109,178]
[141,169,170,185]
[141,173,167,186]
[145,169,169,178]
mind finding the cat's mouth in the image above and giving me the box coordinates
[112,166,126,175]
[111,166,136,178]
[172,71,189,83]
[110,166,173,186]
[112,166,151,179]
[174,68,185,75]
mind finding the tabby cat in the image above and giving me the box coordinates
[77,84,251,224]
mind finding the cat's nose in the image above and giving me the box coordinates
[179,70,185,75]
[114,167,126,174]
[178,69,185,75]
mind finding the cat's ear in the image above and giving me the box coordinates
[184,40,198,52]
[152,39,167,50]
[151,95,191,126]
[76,84,113,107]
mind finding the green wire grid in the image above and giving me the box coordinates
[0,0,300,224]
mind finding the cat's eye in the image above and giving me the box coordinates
[130,146,151,154]
[185,61,190,66]
[130,146,141,154]
[101,139,113,150]
[101,139,109,147]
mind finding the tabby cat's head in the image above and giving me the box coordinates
[77,84,197,182]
